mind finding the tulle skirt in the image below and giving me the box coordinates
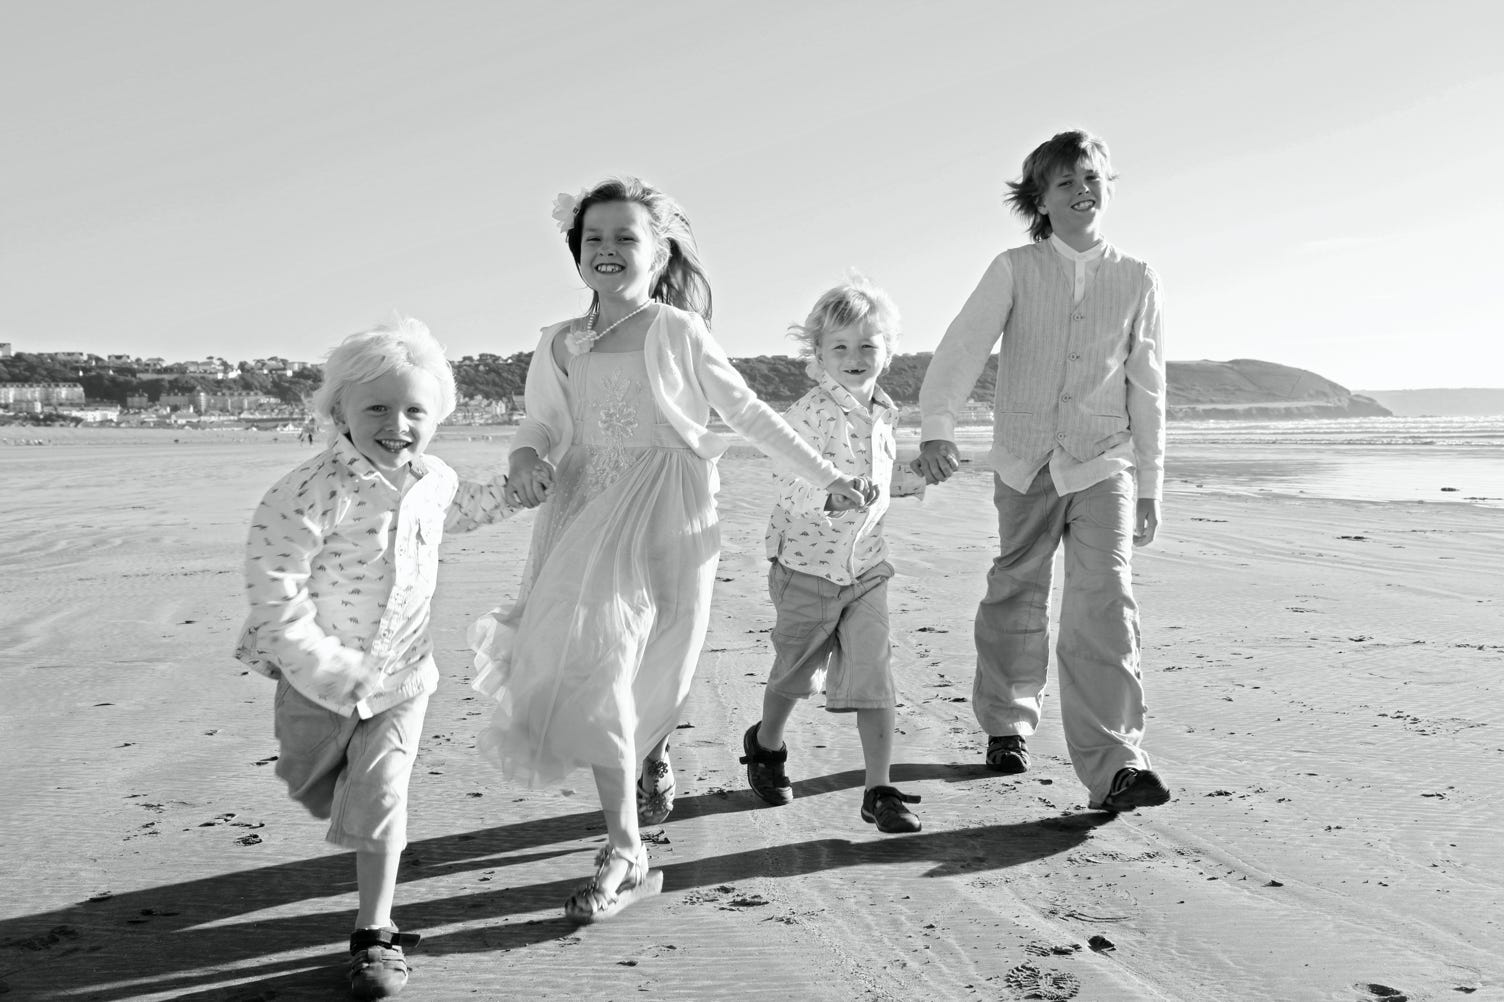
[471,443,719,786]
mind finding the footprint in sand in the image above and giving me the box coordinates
[1004,962,1080,1000]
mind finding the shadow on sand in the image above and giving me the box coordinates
[2,763,1110,1000]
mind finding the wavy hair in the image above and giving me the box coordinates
[787,272,901,366]
[564,176,713,325]
[311,315,457,435]
[1004,129,1118,242]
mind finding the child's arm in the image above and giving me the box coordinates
[242,482,379,710]
[445,473,527,533]
[688,325,865,506]
[916,254,1015,483]
[1126,266,1166,546]
[772,395,853,517]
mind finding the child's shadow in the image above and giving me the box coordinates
[2,766,1098,1000]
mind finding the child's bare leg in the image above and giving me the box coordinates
[856,706,895,789]
[756,689,800,750]
[354,846,402,929]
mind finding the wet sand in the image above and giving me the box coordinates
[2,428,1501,1000]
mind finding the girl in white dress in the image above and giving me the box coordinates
[472,177,868,923]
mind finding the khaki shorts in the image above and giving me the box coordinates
[272,679,429,852]
[767,560,894,711]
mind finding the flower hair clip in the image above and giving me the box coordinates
[551,187,592,235]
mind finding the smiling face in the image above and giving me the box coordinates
[577,200,662,303]
[1036,156,1112,246]
[337,366,444,478]
[816,321,889,404]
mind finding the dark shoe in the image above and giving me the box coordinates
[349,927,420,999]
[861,785,922,833]
[985,734,1029,774]
[637,749,675,825]
[1090,767,1171,812]
[739,722,792,806]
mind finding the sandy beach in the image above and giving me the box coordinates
[2,427,1501,1001]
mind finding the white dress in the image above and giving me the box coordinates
[472,348,719,785]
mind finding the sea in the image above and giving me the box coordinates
[901,415,1504,510]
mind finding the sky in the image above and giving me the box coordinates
[3,0,1501,392]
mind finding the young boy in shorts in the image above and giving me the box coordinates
[236,318,520,998]
[740,276,926,833]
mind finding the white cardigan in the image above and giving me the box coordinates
[511,303,841,489]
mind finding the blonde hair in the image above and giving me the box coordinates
[787,273,901,362]
[311,315,457,431]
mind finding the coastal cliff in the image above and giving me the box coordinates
[1166,359,1391,420]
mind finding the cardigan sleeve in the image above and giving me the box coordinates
[511,323,573,464]
[689,318,841,487]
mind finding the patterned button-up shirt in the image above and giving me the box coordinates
[765,366,898,586]
[236,435,517,718]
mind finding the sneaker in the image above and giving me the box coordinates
[985,734,1029,774]
[738,722,792,806]
[861,785,922,833]
[1089,767,1171,812]
[349,927,420,999]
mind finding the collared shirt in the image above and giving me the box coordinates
[765,365,898,585]
[236,435,517,719]
[918,236,1166,498]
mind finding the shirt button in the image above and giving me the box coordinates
[1061,393,1072,402]
[1072,313,1085,321]
[1057,432,1067,441]
[1068,352,1081,361]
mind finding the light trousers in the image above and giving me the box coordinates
[972,468,1150,801]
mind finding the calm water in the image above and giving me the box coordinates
[901,416,1504,509]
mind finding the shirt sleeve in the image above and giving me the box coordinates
[691,323,841,487]
[1125,264,1167,499]
[242,476,375,707]
[445,474,522,533]
[773,394,836,520]
[918,253,1014,443]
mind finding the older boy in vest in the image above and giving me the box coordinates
[915,129,1169,813]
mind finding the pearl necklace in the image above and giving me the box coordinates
[566,301,654,356]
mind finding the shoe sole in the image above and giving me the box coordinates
[1090,780,1172,812]
[860,808,922,833]
[742,725,793,806]
[565,869,664,925]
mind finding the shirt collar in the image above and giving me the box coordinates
[1048,233,1108,263]
[332,433,429,486]
[806,359,894,415]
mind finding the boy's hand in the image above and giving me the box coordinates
[506,449,554,507]
[1134,497,1160,547]
[309,650,379,706]
[914,440,960,484]
[825,474,869,511]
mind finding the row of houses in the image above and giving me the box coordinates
[5,348,315,378]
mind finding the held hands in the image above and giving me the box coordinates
[825,474,879,512]
[1134,497,1161,548]
[309,650,380,707]
[506,448,555,508]
[913,439,960,485]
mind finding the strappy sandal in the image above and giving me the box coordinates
[348,927,421,999]
[861,785,922,834]
[637,749,676,825]
[563,844,664,925]
[985,734,1030,774]
[1089,767,1171,812]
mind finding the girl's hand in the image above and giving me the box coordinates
[507,449,554,507]
[825,474,870,511]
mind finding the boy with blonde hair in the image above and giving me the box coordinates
[237,317,519,998]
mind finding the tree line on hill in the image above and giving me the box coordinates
[2,351,999,408]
